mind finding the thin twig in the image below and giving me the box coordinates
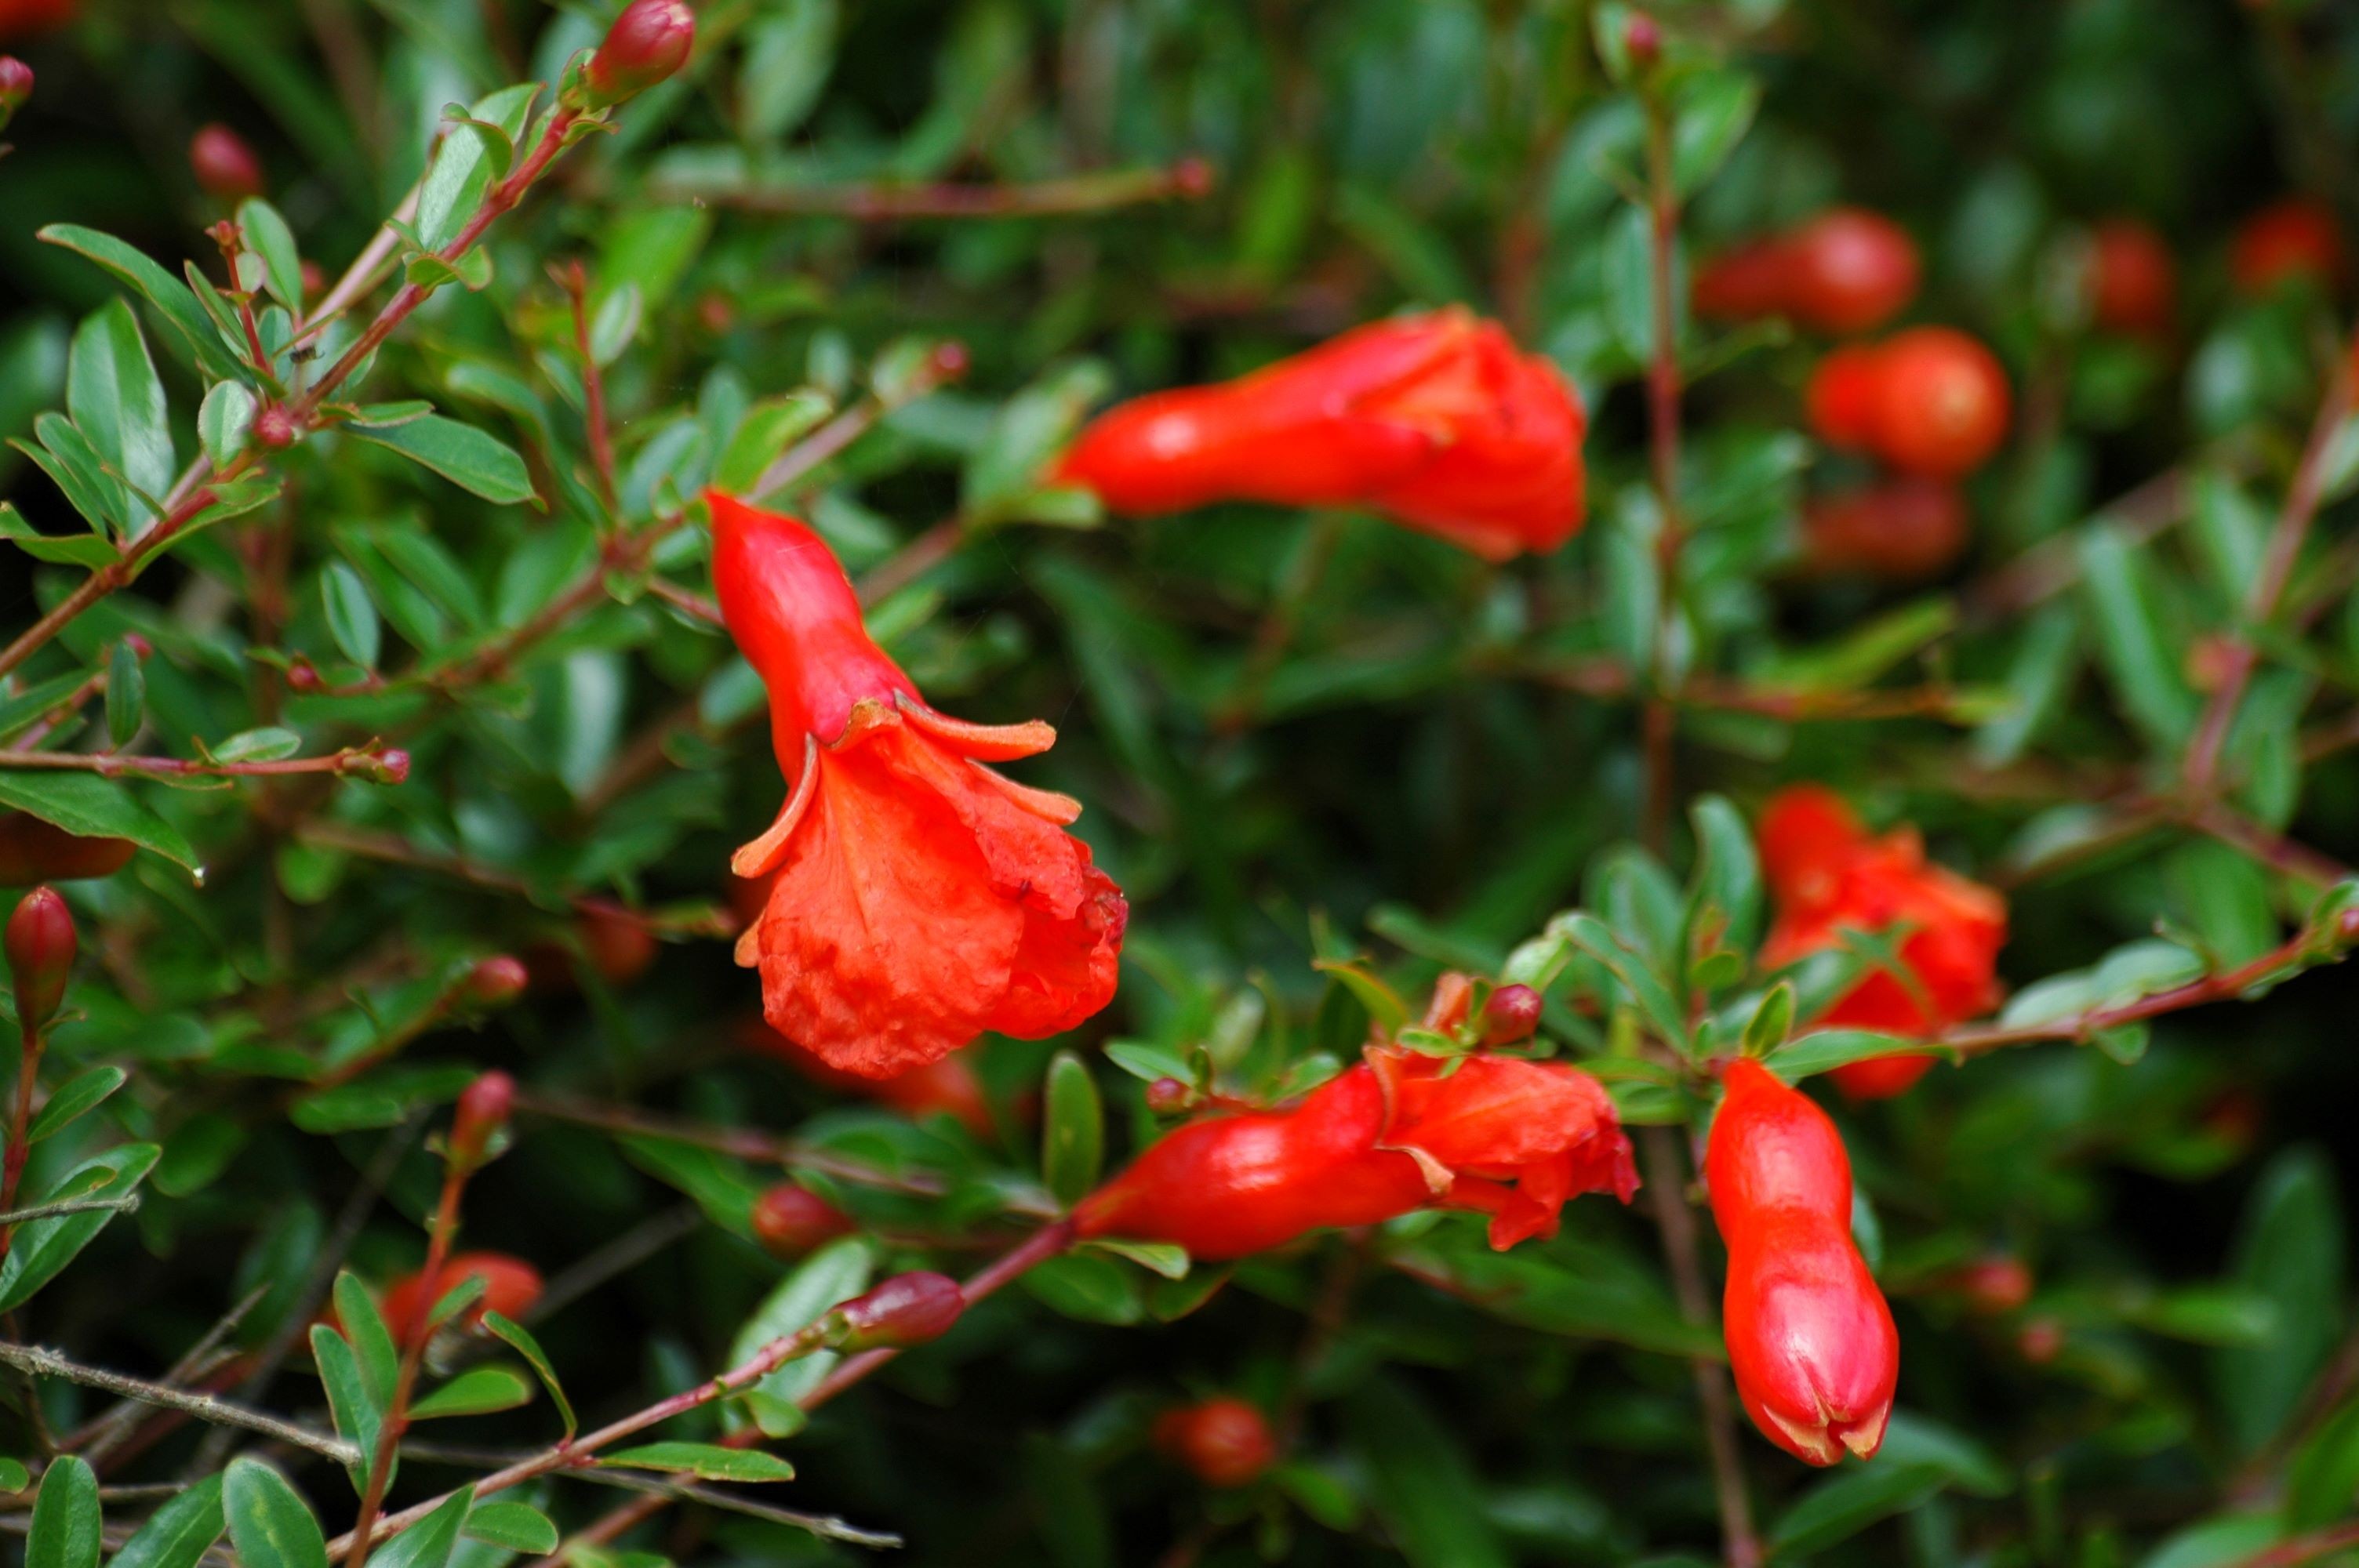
[0,1194,140,1228]
[0,746,402,782]
[645,160,1210,220]
[0,1342,358,1465]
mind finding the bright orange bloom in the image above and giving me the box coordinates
[1074,1045,1636,1259]
[1056,309,1586,561]
[378,1252,543,1346]
[1757,786,2006,1098]
[711,492,1125,1080]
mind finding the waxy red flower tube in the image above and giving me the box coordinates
[1758,786,2007,1098]
[1074,1046,1637,1259]
[710,492,1126,1079]
[1057,308,1587,561]
[1707,1058,1898,1466]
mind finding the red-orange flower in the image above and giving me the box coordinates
[711,492,1125,1080]
[1074,1045,1636,1259]
[1056,308,1586,561]
[1757,786,2006,1098]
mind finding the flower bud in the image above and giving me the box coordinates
[463,955,529,1008]
[580,0,695,110]
[750,1184,852,1258]
[338,747,409,785]
[829,1272,964,1351]
[0,56,32,120]
[1170,156,1214,200]
[450,1071,514,1168]
[1623,12,1662,67]
[5,887,75,1030]
[1153,1397,1278,1488]
[1143,1076,1193,1115]
[929,340,970,382]
[1480,984,1543,1045]
[2017,1316,2065,1364]
[189,123,265,201]
[1954,1255,2033,1316]
[252,405,299,450]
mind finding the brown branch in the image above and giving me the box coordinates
[0,744,403,782]
[0,1342,358,1465]
[645,160,1211,220]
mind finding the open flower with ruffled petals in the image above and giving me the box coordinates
[1056,308,1586,561]
[711,492,1126,1080]
[1074,1044,1635,1259]
[1758,786,2006,1098]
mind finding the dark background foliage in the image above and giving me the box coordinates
[0,1,2357,1566]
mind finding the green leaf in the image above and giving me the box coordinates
[1343,1378,1510,1568]
[713,391,834,494]
[26,1455,100,1568]
[350,416,534,504]
[1771,1028,1929,1081]
[0,1142,159,1312]
[104,638,143,749]
[1041,1050,1104,1207]
[333,1271,398,1403]
[361,1486,470,1568]
[409,1364,533,1420]
[198,381,257,467]
[2077,524,2197,749]
[1021,1252,1144,1326]
[68,299,173,528]
[26,1065,125,1143]
[222,1458,326,1568]
[1742,984,1795,1058]
[213,727,302,764]
[0,503,118,568]
[1101,1039,1191,1084]
[601,1443,796,1483]
[414,85,540,252]
[2288,1397,2359,1530]
[483,1312,575,1439]
[1080,1238,1190,1279]
[105,1472,222,1568]
[2213,1146,2346,1452]
[460,1501,558,1555]
[617,1133,765,1238]
[727,1236,873,1432]
[38,225,245,381]
[0,1458,24,1492]
[1671,68,1761,194]
[1768,1463,1951,1557]
[738,0,839,140]
[1688,795,1763,956]
[236,198,304,313]
[309,1325,382,1493]
[0,772,194,876]
[322,562,382,670]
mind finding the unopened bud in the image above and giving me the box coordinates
[2017,1316,2065,1364]
[1144,1076,1192,1115]
[300,259,325,298]
[929,341,970,382]
[189,123,265,201]
[1170,156,1214,200]
[751,1184,852,1258]
[450,1071,514,1167]
[1624,12,1663,67]
[337,747,409,784]
[253,405,299,450]
[0,57,33,121]
[5,887,75,1029]
[1153,1397,1279,1488]
[464,955,529,1008]
[285,658,321,693]
[1955,1256,2032,1316]
[1480,983,1543,1045]
[829,1272,963,1351]
[578,0,695,110]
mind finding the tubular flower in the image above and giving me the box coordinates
[711,492,1125,1080]
[1757,786,2006,1099]
[1707,1059,1899,1466]
[1056,308,1587,561]
[1074,1046,1637,1259]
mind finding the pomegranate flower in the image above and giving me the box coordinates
[1758,786,2007,1098]
[711,492,1126,1079]
[1056,308,1587,561]
[1074,1046,1636,1259]
[1708,1059,1899,1466]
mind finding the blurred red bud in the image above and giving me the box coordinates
[189,122,265,200]
[1153,1397,1279,1487]
[580,0,694,109]
[465,955,529,1008]
[1954,1256,2034,1316]
[831,1272,964,1351]
[451,1071,514,1167]
[253,406,298,450]
[1144,1076,1193,1114]
[930,340,971,380]
[751,1184,853,1258]
[5,886,75,1029]
[2017,1316,2065,1363]
[0,56,32,115]
[1171,156,1214,199]
[1481,984,1543,1045]
[1623,12,1662,67]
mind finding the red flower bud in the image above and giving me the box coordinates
[831,1271,964,1351]
[1757,788,2006,1099]
[1800,480,1971,583]
[379,1252,543,1346]
[1169,155,1215,200]
[0,815,135,885]
[1144,1076,1193,1114]
[252,405,299,450]
[1954,1255,2033,1316]
[1707,1059,1898,1466]
[2088,220,2176,338]
[929,340,971,381]
[2230,198,2345,297]
[1060,310,1585,561]
[1696,209,1919,335]
[1153,1397,1278,1488]
[0,56,32,116]
[1623,13,1662,67]
[712,495,1124,1079]
[5,886,74,1029]
[1805,331,2010,481]
[188,123,265,201]
[449,1071,514,1168]
[336,747,409,784]
[1077,1047,1635,1259]
[2017,1316,2066,1363]
[750,1184,853,1258]
[581,0,695,109]
[1480,983,1543,1045]
[464,955,529,1008]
